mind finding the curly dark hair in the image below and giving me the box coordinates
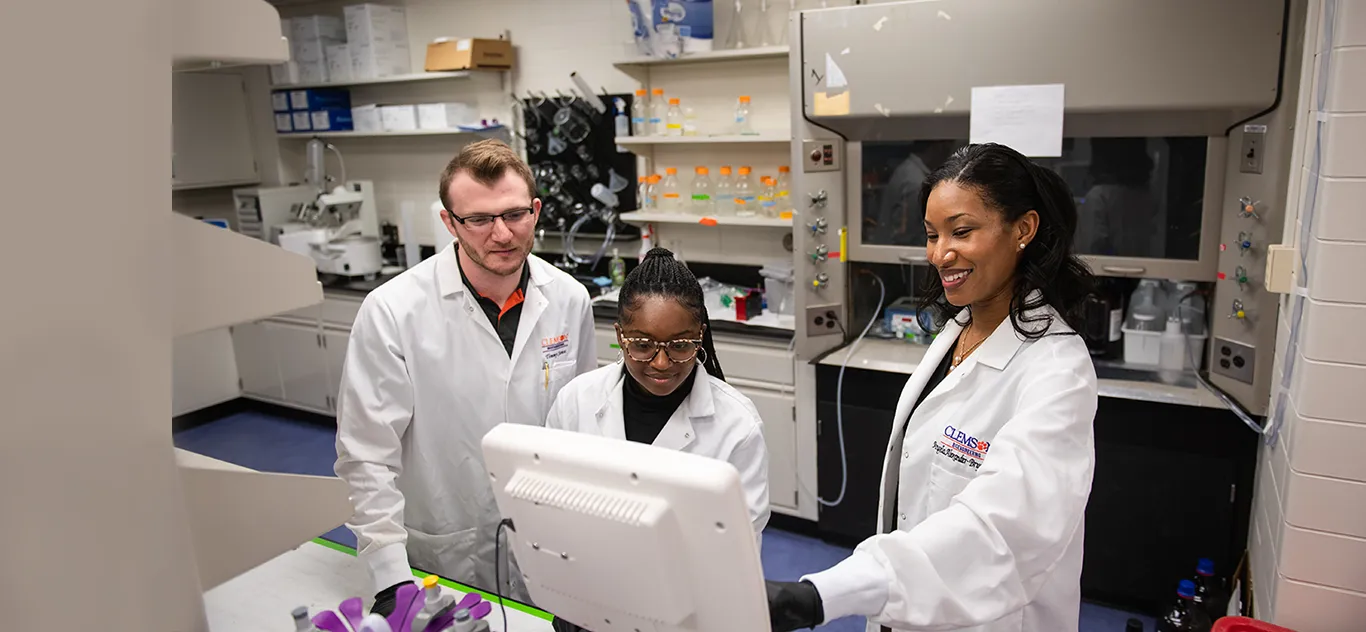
[617,247,725,380]
[916,143,1095,338]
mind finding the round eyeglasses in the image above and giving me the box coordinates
[619,337,703,364]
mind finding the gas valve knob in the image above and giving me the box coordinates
[808,190,829,208]
[808,217,829,235]
[1238,196,1261,220]
[1228,299,1248,321]
[809,245,829,263]
[812,273,830,288]
[1237,231,1253,255]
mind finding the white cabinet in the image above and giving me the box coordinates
[271,322,331,413]
[737,386,799,513]
[172,71,259,190]
[232,321,283,400]
[324,330,350,406]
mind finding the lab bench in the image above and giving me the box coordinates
[812,337,1259,615]
[204,539,552,631]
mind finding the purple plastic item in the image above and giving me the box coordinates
[387,583,424,632]
[455,593,482,611]
[311,610,352,632]
[424,609,457,632]
[469,601,492,620]
[339,597,365,631]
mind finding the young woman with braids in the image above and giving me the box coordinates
[543,246,771,537]
[767,144,1099,632]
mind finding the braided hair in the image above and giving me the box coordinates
[617,247,725,381]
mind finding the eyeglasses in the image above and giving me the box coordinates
[447,207,535,230]
[619,336,704,363]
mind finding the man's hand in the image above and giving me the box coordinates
[371,582,408,617]
[766,580,825,631]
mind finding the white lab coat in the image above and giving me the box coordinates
[334,244,596,598]
[806,300,1098,632]
[544,362,771,542]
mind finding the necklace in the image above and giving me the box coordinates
[951,325,988,370]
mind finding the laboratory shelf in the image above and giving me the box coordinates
[277,128,504,139]
[614,45,790,67]
[271,71,475,90]
[619,211,793,228]
[614,133,792,146]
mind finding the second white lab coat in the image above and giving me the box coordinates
[334,244,596,598]
[544,362,772,541]
[806,300,1098,632]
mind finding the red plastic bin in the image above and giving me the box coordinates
[1212,617,1297,632]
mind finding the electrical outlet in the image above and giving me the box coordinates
[806,303,842,337]
[1212,337,1256,385]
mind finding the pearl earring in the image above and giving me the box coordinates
[1019,243,1026,250]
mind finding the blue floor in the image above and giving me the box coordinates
[175,411,1154,631]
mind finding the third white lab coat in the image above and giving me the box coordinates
[334,244,596,599]
[544,362,772,541]
[806,300,1098,632]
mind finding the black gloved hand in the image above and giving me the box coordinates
[766,580,825,631]
[552,615,593,632]
[371,581,408,617]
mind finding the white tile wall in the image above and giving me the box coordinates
[1312,176,1366,242]
[1336,0,1366,47]
[1280,525,1366,593]
[1328,47,1366,111]
[1283,469,1366,538]
[1291,359,1366,423]
[1321,113,1366,177]
[1292,415,1366,481]
[1274,578,1366,632]
[1305,239,1366,303]
[1299,298,1366,364]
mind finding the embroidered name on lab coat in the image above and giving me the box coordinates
[541,333,571,361]
[933,425,990,471]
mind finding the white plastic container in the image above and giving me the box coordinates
[760,260,795,315]
[1122,326,1205,368]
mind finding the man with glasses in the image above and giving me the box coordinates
[335,139,596,613]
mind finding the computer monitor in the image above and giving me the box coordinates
[481,424,769,632]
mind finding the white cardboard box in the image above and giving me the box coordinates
[417,102,477,129]
[352,105,382,133]
[350,41,411,79]
[325,44,353,83]
[291,111,313,132]
[380,104,418,132]
[297,58,328,84]
[291,15,345,43]
[291,37,342,64]
[269,61,300,86]
[344,4,409,47]
[271,92,290,112]
[275,113,293,133]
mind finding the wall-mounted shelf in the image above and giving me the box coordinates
[615,133,791,147]
[620,211,792,228]
[614,45,789,68]
[277,128,506,139]
[271,71,476,91]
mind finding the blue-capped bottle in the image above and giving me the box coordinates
[1193,557,1228,621]
[1157,580,1213,632]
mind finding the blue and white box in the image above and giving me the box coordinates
[271,91,291,112]
[311,108,354,132]
[291,111,313,132]
[275,113,294,133]
[289,88,351,111]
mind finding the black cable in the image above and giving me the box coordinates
[496,518,514,632]
[1223,0,1291,136]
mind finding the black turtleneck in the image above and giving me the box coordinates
[621,366,698,445]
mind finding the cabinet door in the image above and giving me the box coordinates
[172,72,259,189]
[231,322,283,400]
[324,330,350,409]
[736,386,799,513]
[269,322,330,412]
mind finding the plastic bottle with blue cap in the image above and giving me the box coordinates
[1157,579,1213,632]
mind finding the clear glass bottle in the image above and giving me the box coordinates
[666,98,684,137]
[715,166,736,215]
[758,176,777,217]
[691,166,714,215]
[660,167,681,212]
[630,88,647,136]
[735,95,754,135]
[650,88,667,136]
[646,174,661,210]
[775,165,791,214]
[683,105,699,136]
[637,176,649,210]
[733,166,757,217]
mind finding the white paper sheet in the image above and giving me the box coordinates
[969,84,1065,157]
[825,53,848,89]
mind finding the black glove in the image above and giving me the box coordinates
[371,581,408,617]
[552,616,592,632]
[766,580,825,631]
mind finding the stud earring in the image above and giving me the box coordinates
[1019,242,1026,250]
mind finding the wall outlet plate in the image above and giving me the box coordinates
[806,303,842,337]
[1212,337,1256,385]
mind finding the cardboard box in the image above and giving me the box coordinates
[275,113,294,133]
[289,88,351,111]
[291,15,345,44]
[297,58,328,84]
[351,41,411,79]
[352,105,382,133]
[311,108,354,132]
[291,37,341,64]
[270,61,300,86]
[380,104,418,132]
[345,3,409,47]
[271,91,291,112]
[325,44,353,83]
[417,102,477,130]
[291,111,313,132]
[424,38,515,71]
